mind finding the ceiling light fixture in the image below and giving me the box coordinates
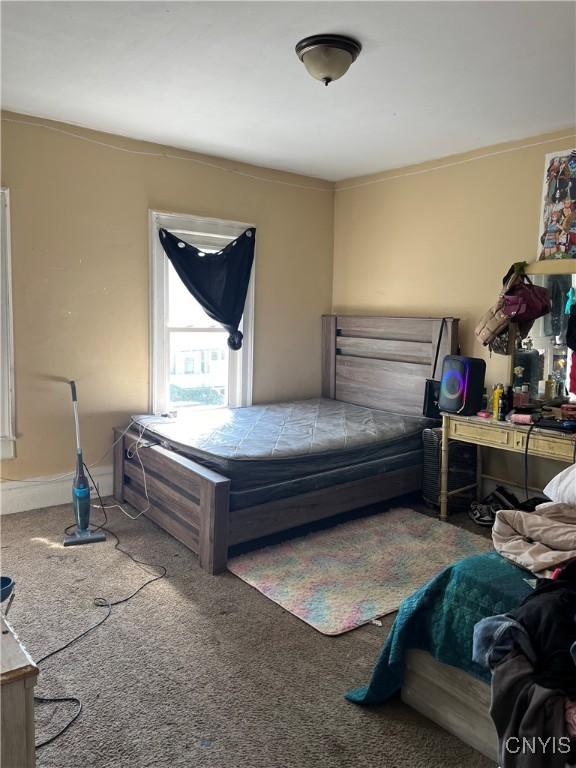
[295,34,361,86]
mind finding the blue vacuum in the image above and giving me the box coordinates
[63,381,106,547]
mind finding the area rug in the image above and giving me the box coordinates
[228,508,492,635]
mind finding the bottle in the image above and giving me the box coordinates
[498,386,512,421]
[538,380,546,399]
[505,385,514,414]
[492,383,503,419]
[521,384,530,406]
[545,376,556,401]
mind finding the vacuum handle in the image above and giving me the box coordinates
[69,380,82,453]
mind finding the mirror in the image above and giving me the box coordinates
[512,271,576,401]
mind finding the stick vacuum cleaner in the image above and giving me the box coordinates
[63,381,106,547]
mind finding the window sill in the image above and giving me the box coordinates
[0,438,16,460]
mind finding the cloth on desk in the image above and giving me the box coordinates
[492,502,576,576]
[473,614,536,669]
[491,652,567,768]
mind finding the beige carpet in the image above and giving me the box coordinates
[2,500,494,768]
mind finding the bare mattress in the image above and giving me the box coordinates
[133,399,433,508]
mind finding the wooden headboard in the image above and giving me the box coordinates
[322,315,459,416]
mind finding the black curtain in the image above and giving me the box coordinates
[159,227,255,350]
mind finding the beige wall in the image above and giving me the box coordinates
[1,112,334,478]
[333,127,576,490]
[333,127,576,388]
[3,114,575,485]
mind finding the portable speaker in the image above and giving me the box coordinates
[438,355,486,415]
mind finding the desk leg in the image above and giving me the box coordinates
[476,443,482,501]
[440,414,449,521]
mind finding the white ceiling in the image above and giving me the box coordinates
[2,1,575,181]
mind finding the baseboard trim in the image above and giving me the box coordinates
[0,465,113,514]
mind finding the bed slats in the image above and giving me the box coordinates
[124,460,201,526]
[337,315,436,341]
[124,485,200,550]
[336,337,432,365]
[228,466,423,545]
[335,357,430,415]
[114,428,231,573]
[322,315,458,415]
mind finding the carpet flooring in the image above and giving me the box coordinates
[2,496,495,768]
[229,507,492,634]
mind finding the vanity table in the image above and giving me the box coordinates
[440,260,576,520]
[439,413,575,520]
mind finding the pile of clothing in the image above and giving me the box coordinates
[475,489,576,767]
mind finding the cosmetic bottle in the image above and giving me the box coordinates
[492,383,503,420]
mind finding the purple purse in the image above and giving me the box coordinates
[501,274,550,322]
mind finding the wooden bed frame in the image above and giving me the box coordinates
[403,651,497,761]
[113,314,458,574]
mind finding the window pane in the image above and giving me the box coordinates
[168,262,221,328]
[169,331,228,408]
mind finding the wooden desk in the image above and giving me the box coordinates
[440,414,576,520]
[1,616,38,768]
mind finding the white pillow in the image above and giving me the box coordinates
[544,464,576,505]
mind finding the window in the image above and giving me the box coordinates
[149,210,254,414]
[0,188,15,458]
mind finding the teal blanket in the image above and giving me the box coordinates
[346,552,532,704]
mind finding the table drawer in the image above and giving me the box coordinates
[513,432,575,461]
[449,420,512,447]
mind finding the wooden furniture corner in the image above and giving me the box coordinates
[1,616,38,768]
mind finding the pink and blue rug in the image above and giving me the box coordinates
[228,508,491,635]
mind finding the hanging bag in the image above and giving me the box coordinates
[474,264,548,348]
[422,318,447,419]
[500,273,551,322]
[475,269,519,346]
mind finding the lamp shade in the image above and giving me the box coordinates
[295,34,361,86]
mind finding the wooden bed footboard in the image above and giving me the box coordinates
[113,428,231,574]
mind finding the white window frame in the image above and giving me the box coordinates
[149,210,255,414]
[0,188,15,459]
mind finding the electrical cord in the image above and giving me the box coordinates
[524,423,536,501]
[522,423,576,503]
[34,466,166,750]
[91,423,153,520]
[34,696,83,748]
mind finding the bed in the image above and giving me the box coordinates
[112,314,458,573]
[346,551,534,762]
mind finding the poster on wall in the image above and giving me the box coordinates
[538,148,576,260]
